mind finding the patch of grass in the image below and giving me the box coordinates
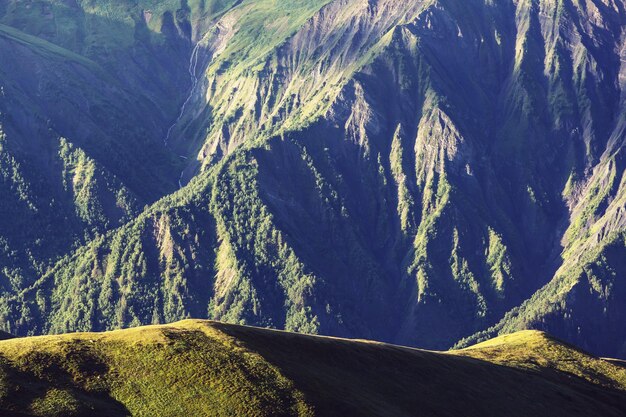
[0,23,98,69]
[458,330,626,390]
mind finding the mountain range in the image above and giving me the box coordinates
[0,0,625,361]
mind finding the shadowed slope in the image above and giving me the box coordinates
[0,320,625,417]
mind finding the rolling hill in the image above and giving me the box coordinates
[0,320,625,417]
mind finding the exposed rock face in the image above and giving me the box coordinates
[1,0,626,358]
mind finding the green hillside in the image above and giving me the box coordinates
[458,231,626,357]
[0,320,625,417]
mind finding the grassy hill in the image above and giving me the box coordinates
[0,320,624,417]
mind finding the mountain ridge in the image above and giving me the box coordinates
[0,0,626,359]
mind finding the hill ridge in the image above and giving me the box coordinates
[0,319,625,416]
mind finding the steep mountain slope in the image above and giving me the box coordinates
[0,320,625,417]
[168,0,626,354]
[0,1,240,292]
[458,230,626,358]
[1,0,626,359]
[0,24,142,293]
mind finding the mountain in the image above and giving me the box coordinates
[0,319,624,417]
[0,0,194,292]
[457,230,626,356]
[0,0,625,359]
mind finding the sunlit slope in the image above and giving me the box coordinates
[458,330,626,391]
[0,320,625,417]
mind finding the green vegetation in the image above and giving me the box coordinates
[1,0,626,365]
[458,231,626,358]
[486,228,513,295]
[0,23,98,68]
[459,330,626,390]
[0,320,625,417]
[0,320,312,417]
[0,0,210,294]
